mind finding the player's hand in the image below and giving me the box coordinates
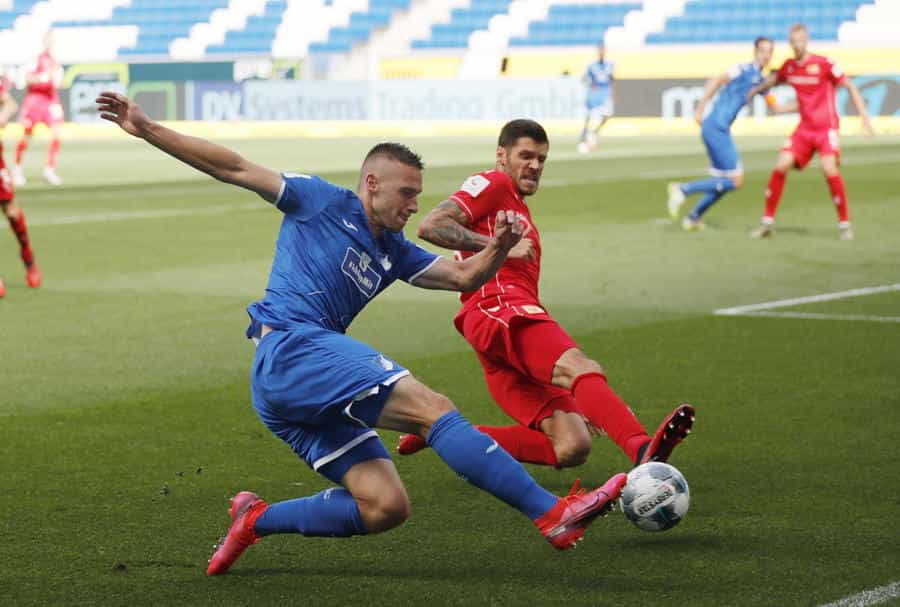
[508,236,536,261]
[492,210,524,253]
[693,106,704,126]
[861,115,875,138]
[96,91,151,137]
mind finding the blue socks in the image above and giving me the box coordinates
[681,177,735,220]
[689,191,726,221]
[426,411,558,521]
[253,487,366,537]
[681,176,735,197]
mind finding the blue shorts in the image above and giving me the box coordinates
[701,123,741,177]
[249,322,408,484]
[586,90,613,118]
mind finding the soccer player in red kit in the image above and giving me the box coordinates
[13,30,64,187]
[0,74,41,296]
[748,23,873,240]
[398,119,694,469]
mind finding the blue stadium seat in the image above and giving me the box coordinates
[508,2,640,47]
[309,0,411,54]
[207,0,287,55]
[412,0,512,49]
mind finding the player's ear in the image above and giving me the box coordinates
[364,172,378,193]
[496,145,507,167]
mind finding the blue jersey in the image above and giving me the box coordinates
[247,174,440,334]
[704,62,766,131]
[584,60,614,91]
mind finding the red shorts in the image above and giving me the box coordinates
[19,94,64,130]
[0,159,13,202]
[460,301,580,429]
[782,127,840,170]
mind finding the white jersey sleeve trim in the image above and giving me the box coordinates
[273,177,287,206]
[407,255,442,285]
[726,64,742,81]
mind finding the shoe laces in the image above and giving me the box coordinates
[563,478,587,503]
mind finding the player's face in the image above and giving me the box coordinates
[497,137,549,197]
[755,40,774,68]
[370,161,422,232]
[597,47,605,61]
[789,28,808,58]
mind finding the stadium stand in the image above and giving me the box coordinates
[309,0,411,53]
[646,0,871,44]
[206,0,287,55]
[509,2,641,46]
[412,0,512,49]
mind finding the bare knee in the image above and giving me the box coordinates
[356,488,411,533]
[1,202,18,220]
[551,349,604,390]
[553,434,592,468]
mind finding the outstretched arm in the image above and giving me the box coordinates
[418,199,536,260]
[840,80,875,136]
[96,91,283,202]
[412,210,524,292]
[747,73,778,102]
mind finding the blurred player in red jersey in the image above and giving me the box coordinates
[0,72,41,296]
[13,30,64,187]
[748,23,874,240]
[398,119,694,469]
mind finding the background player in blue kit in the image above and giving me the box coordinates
[667,37,794,230]
[577,44,614,153]
[96,91,628,575]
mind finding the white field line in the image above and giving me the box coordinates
[819,581,900,607]
[731,311,900,323]
[713,284,900,316]
[29,202,266,226]
[25,152,900,227]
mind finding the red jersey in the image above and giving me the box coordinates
[776,53,846,131]
[26,51,61,99]
[450,169,542,319]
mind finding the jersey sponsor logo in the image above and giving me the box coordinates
[341,247,382,298]
[460,174,490,197]
[341,218,359,232]
[807,63,821,75]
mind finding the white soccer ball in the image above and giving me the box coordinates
[576,141,590,154]
[619,462,690,532]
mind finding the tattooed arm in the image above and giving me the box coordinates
[417,199,536,260]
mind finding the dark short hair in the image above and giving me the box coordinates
[754,36,773,49]
[363,142,424,170]
[498,119,549,149]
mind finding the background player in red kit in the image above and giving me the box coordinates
[748,23,873,241]
[0,74,41,296]
[398,119,694,469]
[13,30,64,187]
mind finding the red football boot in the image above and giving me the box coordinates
[397,433,428,455]
[0,276,6,298]
[25,264,41,289]
[535,473,627,550]
[635,404,695,466]
[206,491,268,576]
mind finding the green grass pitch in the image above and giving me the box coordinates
[1,133,899,606]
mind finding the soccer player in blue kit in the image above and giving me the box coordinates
[667,37,793,230]
[96,91,628,575]
[577,44,614,153]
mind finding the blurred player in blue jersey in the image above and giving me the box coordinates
[667,37,793,230]
[96,92,628,575]
[577,44,614,153]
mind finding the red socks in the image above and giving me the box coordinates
[476,425,559,467]
[764,169,787,221]
[48,138,60,169]
[826,174,849,223]
[571,373,648,463]
[8,210,34,267]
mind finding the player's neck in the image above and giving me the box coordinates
[795,51,810,62]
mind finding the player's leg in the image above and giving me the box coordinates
[818,130,851,239]
[43,117,62,186]
[753,131,809,237]
[0,163,41,287]
[537,409,592,468]
[378,375,626,548]
[13,125,31,186]
[577,112,592,152]
[671,127,738,227]
[548,348,694,465]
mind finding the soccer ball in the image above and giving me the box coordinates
[576,141,590,154]
[619,462,690,532]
